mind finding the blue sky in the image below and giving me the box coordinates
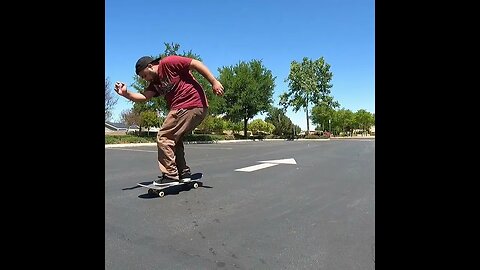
[105,0,375,131]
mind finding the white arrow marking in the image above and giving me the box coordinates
[234,163,279,172]
[258,158,297,164]
[235,158,297,172]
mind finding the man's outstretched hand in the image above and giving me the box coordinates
[212,80,224,96]
[114,82,127,96]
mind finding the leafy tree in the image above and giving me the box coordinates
[266,122,275,134]
[218,60,275,138]
[372,113,375,132]
[105,77,118,121]
[140,111,160,133]
[226,121,243,135]
[279,57,337,133]
[194,115,224,134]
[211,117,227,134]
[354,109,375,135]
[196,115,214,134]
[333,108,355,136]
[311,100,337,131]
[248,119,274,134]
[264,107,295,136]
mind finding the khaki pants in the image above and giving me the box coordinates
[156,107,207,179]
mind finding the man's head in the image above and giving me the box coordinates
[135,56,160,81]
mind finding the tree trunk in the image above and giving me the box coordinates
[243,117,248,139]
[244,107,248,139]
[306,107,310,134]
[305,93,310,133]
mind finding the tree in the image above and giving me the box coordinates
[226,121,243,135]
[197,115,227,134]
[264,107,295,137]
[333,108,355,136]
[105,77,118,121]
[120,108,141,130]
[195,115,214,134]
[311,100,337,131]
[218,60,275,138]
[248,119,274,135]
[211,117,227,134]
[279,57,337,133]
[293,125,302,137]
[140,111,160,133]
[354,109,374,135]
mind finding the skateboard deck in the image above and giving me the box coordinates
[138,173,203,197]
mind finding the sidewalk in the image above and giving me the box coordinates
[331,135,375,140]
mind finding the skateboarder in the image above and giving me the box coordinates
[114,55,224,185]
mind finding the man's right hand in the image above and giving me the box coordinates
[114,82,127,96]
[212,80,224,96]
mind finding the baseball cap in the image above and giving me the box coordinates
[135,56,160,75]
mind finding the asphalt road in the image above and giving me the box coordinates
[105,139,375,269]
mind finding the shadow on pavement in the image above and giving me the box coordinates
[137,181,213,199]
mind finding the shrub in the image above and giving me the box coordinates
[304,134,321,139]
[105,135,156,144]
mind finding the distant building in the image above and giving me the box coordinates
[126,125,160,134]
[105,122,128,133]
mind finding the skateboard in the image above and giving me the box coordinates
[138,173,202,197]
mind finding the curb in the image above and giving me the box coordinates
[105,138,333,148]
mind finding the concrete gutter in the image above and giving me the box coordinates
[104,138,336,148]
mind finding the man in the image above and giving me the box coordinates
[114,55,224,185]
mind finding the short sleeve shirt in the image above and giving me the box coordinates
[145,55,208,110]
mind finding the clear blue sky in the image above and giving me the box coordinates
[105,0,375,131]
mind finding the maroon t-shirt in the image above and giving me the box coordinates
[145,55,208,110]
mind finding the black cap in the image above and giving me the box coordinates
[135,56,160,75]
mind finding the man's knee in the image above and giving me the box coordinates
[157,136,174,147]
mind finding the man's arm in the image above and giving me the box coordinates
[189,59,224,96]
[114,82,156,102]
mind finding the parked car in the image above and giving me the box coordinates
[126,125,140,134]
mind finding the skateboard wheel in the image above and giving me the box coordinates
[158,191,165,197]
[193,182,199,189]
[147,189,154,195]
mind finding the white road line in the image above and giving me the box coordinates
[106,146,232,152]
[235,163,279,172]
[258,158,297,164]
[235,158,297,172]
[106,148,157,153]
[186,146,233,150]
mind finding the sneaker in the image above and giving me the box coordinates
[154,175,179,186]
[180,171,192,182]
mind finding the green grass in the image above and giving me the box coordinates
[105,134,156,144]
[105,134,227,144]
